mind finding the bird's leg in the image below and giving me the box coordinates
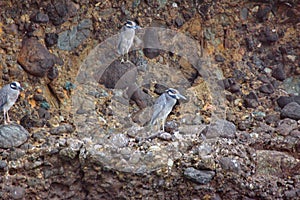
[6,111,11,123]
[125,52,129,62]
[162,119,165,132]
[3,111,7,125]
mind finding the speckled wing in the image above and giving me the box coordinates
[0,89,8,110]
[150,93,167,125]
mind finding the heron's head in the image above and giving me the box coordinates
[10,82,23,91]
[166,88,186,100]
[125,20,141,29]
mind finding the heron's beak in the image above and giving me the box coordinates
[177,94,187,100]
[135,25,141,29]
[18,86,24,91]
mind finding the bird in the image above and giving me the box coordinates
[117,20,141,63]
[150,88,186,132]
[0,82,23,124]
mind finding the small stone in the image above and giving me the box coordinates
[222,78,240,93]
[31,11,49,23]
[275,118,297,136]
[244,91,259,108]
[0,160,7,170]
[245,37,254,51]
[158,132,172,141]
[240,7,248,20]
[45,33,58,47]
[259,27,279,44]
[281,102,300,120]
[111,133,129,148]
[175,16,185,27]
[219,157,241,173]
[259,83,274,94]
[0,124,29,148]
[256,5,271,22]
[272,65,286,81]
[50,124,74,135]
[10,186,25,200]
[184,167,215,184]
[38,107,51,120]
[215,54,225,62]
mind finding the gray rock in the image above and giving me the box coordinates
[111,133,129,148]
[206,119,236,138]
[0,160,7,170]
[10,186,25,200]
[259,83,274,94]
[31,11,49,23]
[272,65,286,81]
[281,102,300,120]
[50,124,75,135]
[277,96,300,108]
[58,19,92,51]
[184,167,215,184]
[0,124,29,148]
[276,118,297,136]
[219,157,241,173]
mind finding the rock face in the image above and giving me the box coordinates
[17,38,60,78]
[58,19,92,51]
[0,124,29,148]
[0,0,300,199]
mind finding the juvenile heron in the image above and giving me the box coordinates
[150,88,186,132]
[0,82,23,124]
[117,20,141,63]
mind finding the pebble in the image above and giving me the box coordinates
[272,65,286,81]
[45,33,58,47]
[111,133,129,148]
[259,83,274,94]
[31,11,49,23]
[219,157,241,173]
[184,167,215,184]
[50,124,75,135]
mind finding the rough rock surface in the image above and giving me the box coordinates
[0,0,299,199]
[0,124,29,148]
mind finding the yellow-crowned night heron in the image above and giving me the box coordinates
[150,88,186,132]
[0,82,23,124]
[117,20,141,63]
